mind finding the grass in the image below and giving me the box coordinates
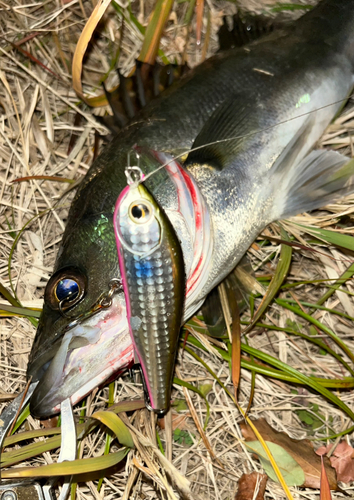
[1,0,354,498]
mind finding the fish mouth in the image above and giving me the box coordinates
[30,294,133,418]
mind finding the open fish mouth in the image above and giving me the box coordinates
[29,153,213,418]
[30,294,133,417]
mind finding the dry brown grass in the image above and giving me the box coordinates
[1,0,354,498]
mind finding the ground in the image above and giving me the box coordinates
[1,0,354,499]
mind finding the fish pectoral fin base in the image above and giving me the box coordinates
[185,93,256,170]
[273,149,354,220]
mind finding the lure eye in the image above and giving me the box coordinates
[129,201,152,224]
[45,267,86,312]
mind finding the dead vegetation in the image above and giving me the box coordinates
[1,0,354,498]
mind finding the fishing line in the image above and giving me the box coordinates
[140,93,354,183]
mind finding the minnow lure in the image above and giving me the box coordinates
[113,166,185,413]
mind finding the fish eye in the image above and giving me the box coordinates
[129,201,152,223]
[55,279,79,302]
[45,267,86,312]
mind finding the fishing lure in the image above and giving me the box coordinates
[113,166,185,414]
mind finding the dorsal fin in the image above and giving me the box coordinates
[96,62,187,135]
[99,12,285,136]
[218,12,286,51]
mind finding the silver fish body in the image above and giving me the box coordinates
[27,0,354,417]
[114,170,185,412]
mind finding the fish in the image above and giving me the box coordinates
[26,0,354,417]
[114,165,185,413]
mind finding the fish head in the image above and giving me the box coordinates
[27,206,135,417]
[27,150,211,418]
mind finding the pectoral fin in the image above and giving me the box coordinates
[185,93,257,170]
[273,149,354,220]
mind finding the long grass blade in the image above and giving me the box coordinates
[0,282,21,307]
[242,319,354,376]
[240,414,295,500]
[138,0,174,65]
[227,291,241,401]
[177,368,218,462]
[316,262,354,306]
[91,411,135,449]
[72,0,112,105]
[241,343,354,422]
[12,175,74,184]
[1,435,62,468]
[173,377,210,429]
[185,337,354,389]
[295,224,354,251]
[2,449,129,478]
[245,226,292,332]
[97,382,115,492]
[0,304,41,319]
[277,299,354,367]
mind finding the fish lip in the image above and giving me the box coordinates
[29,295,133,417]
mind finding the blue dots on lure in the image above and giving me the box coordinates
[113,166,185,414]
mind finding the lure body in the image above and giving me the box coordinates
[114,169,185,413]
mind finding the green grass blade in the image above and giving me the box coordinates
[111,1,170,64]
[7,210,52,328]
[1,435,62,468]
[0,282,20,307]
[185,335,353,388]
[271,3,313,12]
[276,298,354,321]
[277,299,354,367]
[97,382,115,491]
[0,303,41,318]
[4,426,62,447]
[242,318,354,376]
[11,404,31,434]
[316,262,354,306]
[241,343,354,421]
[138,0,174,66]
[91,411,134,449]
[184,0,196,24]
[173,377,210,429]
[294,223,354,250]
[2,448,129,478]
[245,226,292,332]
[183,345,233,400]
